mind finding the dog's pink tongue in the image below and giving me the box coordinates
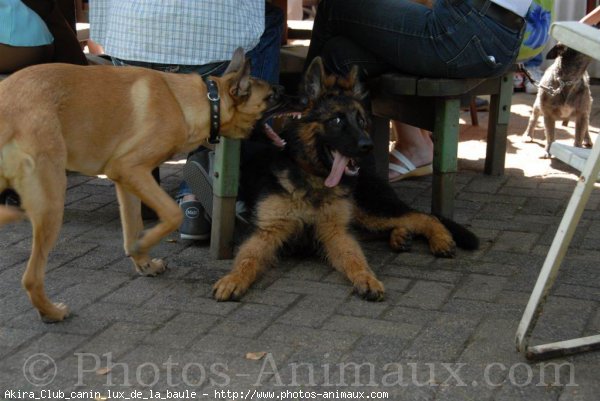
[325,151,349,187]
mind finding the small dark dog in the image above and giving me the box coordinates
[522,44,593,157]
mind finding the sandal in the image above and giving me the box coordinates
[388,149,433,182]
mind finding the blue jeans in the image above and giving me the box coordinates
[306,0,526,79]
[112,3,284,198]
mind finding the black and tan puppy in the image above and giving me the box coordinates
[213,58,479,302]
[522,44,593,157]
[0,48,285,322]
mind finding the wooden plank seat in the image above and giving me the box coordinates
[368,71,514,218]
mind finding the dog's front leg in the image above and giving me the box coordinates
[213,219,300,301]
[575,113,592,148]
[523,104,541,143]
[317,222,384,302]
[543,115,557,158]
[115,183,165,276]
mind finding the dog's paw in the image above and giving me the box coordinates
[353,273,385,302]
[136,258,167,276]
[40,302,70,323]
[429,234,456,258]
[389,228,412,252]
[522,133,534,143]
[213,274,249,301]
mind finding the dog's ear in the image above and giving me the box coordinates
[304,57,326,101]
[348,65,367,100]
[224,47,246,75]
[546,44,566,60]
[228,53,252,98]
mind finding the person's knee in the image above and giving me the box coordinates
[265,2,284,29]
[0,43,54,73]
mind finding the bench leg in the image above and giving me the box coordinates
[485,73,512,175]
[210,137,240,259]
[432,98,460,219]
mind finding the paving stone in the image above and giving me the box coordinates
[322,315,421,339]
[336,296,390,319]
[2,332,88,372]
[381,265,463,284]
[397,281,455,309]
[267,278,353,298]
[242,288,301,308]
[74,322,157,360]
[276,295,344,328]
[401,315,479,362]
[259,324,360,352]
[209,303,283,338]
[453,274,508,302]
[191,333,292,361]
[489,231,540,253]
[0,327,40,349]
[530,297,595,344]
[445,297,526,323]
[102,277,177,306]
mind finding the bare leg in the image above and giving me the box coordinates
[389,122,433,181]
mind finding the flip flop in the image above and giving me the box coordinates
[388,149,433,182]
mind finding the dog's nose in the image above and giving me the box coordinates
[358,136,373,154]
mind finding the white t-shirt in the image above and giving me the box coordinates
[492,0,533,18]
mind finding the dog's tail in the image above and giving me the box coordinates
[436,215,480,250]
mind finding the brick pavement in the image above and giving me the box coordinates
[1,87,599,401]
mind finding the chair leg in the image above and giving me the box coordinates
[516,134,600,360]
[485,73,512,175]
[431,98,460,219]
[469,97,479,126]
[210,137,241,259]
[371,115,391,180]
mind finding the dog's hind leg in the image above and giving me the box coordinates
[352,173,459,256]
[213,218,300,301]
[16,163,68,322]
[355,209,456,257]
[114,183,165,276]
[109,169,179,275]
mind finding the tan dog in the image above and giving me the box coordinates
[0,48,283,322]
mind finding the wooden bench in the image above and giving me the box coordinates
[368,71,514,218]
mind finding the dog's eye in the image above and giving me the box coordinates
[357,116,366,128]
[329,117,342,126]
